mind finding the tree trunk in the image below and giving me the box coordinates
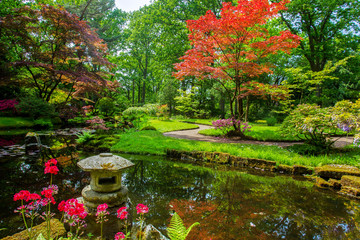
[132,79,135,105]
[142,81,146,104]
[220,94,225,118]
[245,96,250,122]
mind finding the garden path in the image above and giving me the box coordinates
[163,124,354,148]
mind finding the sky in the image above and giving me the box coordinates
[114,0,152,12]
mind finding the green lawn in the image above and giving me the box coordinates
[148,119,199,132]
[0,117,35,129]
[198,123,300,141]
[111,130,360,167]
[180,119,214,126]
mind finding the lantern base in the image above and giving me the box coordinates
[81,184,128,208]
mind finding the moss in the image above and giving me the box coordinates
[314,165,360,180]
[314,177,331,188]
[276,164,293,174]
[341,175,360,189]
[292,165,313,175]
[340,186,360,198]
[247,158,276,170]
[328,179,342,190]
[2,219,65,240]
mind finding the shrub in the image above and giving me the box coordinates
[281,104,338,152]
[123,107,148,118]
[0,99,19,114]
[86,116,109,130]
[97,97,116,116]
[265,117,277,126]
[141,126,157,131]
[57,103,83,121]
[212,118,251,136]
[34,118,53,129]
[16,95,56,119]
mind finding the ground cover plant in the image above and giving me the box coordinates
[111,131,360,167]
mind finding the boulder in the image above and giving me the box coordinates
[1,219,65,240]
[314,165,360,180]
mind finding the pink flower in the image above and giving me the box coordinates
[114,232,125,240]
[13,190,30,201]
[58,200,66,212]
[97,203,108,212]
[136,203,148,214]
[117,206,128,219]
[44,158,59,175]
[61,198,87,218]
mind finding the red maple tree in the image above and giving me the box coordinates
[174,0,301,121]
[0,4,116,102]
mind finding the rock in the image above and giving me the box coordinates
[1,219,65,240]
[292,165,313,175]
[247,158,276,170]
[314,165,360,180]
[341,175,360,189]
[131,223,169,240]
[275,164,293,174]
[314,177,331,188]
[340,186,360,198]
[328,178,342,189]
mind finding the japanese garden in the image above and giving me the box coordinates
[0,0,360,239]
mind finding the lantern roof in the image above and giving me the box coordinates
[77,153,134,172]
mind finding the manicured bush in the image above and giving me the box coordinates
[265,116,277,126]
[16,95,56,119]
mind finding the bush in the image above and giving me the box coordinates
[265,117,277,126]
[97,97,116,116]
[141,125,157,131]
[33,118,53,129]
[123,107,148,118]
[16,95,56,119]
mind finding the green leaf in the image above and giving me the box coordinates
[167,212,199,240]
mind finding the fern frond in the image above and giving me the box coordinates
[167,212,199,240]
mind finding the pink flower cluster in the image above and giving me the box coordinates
[136,203,149,214]
[212,118,251,134]
[117,206,128,219]
[0,99,18,112]
[115,232,125,240]
[44,159,59,175]
[58,199,88,219]
[14,190,41,202]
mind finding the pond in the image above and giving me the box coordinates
[1,148,360,239]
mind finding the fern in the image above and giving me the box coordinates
[167,212,199,240]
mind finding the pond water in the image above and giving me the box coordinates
[1,149,360,239]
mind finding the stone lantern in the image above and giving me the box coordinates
[77,153,134,209]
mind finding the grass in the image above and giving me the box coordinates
[198,123,299,141]
[111,130,360,167]
[0,117,35,129]
[179,119,214,125]
[148,119,199,133]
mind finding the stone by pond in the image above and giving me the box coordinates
[1,152,360,239]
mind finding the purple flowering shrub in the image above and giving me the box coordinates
[0,99,19,113]
[212,118,251,135]
[86,116,109,130]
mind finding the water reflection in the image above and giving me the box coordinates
[0,153,360,239]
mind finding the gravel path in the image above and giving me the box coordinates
[163,124,354,148]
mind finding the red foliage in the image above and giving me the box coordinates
[0,5,117,102]
[170,199,270,240]
[174,0,301,117]
[0,99,19,112]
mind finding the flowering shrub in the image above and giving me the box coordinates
[86,116,110,130]
[212,118,251,135]
[82,105,93,115]
[282,101,360,151]
[0,99,18,112]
